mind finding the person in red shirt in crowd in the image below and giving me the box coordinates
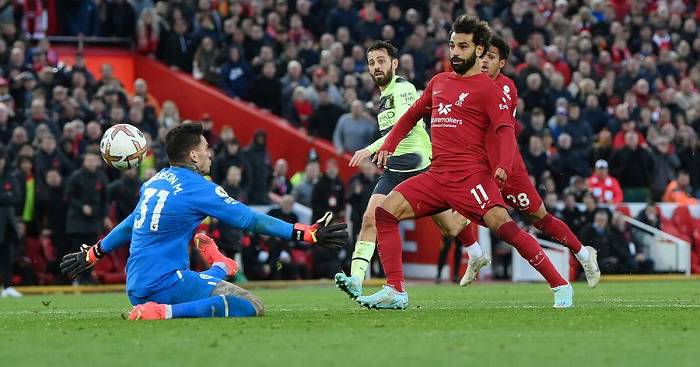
[587,159,624,204]
[613,119,646,149]
[357,16,574,310]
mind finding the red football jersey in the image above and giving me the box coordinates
[486,74,528,174]
[381,72,513,176]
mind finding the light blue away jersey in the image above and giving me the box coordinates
[120,166,293,297]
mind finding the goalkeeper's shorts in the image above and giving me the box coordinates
[128,269,224,306]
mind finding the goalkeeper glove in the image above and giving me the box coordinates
[60,242,105,278]
[291,211,348,250]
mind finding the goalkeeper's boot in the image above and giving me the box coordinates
[356,285,408,310]
[195,233,238,276]
[580,246,601,288]
[334,273,363,299]
[459,254,491,286]
[129,302,167,320]
[552,283,574,308]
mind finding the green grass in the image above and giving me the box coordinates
[1,281,698,367]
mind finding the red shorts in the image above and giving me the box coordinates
[500,169,543,215]
[394,170,506,226]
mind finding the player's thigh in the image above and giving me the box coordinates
[390,172,448,220]
[501,172,544,215]
[149,270,222,305]
[211,280,265,316]
[446,171,507,226]
[372,168,422,196]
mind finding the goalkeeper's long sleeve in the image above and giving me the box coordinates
[101,213,135,252]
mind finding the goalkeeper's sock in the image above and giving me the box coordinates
[496,221,568,288]
[375,207,405,293]
[350,240,376,279]
[200,264,228,279]
[533,213,586,259]
[170,295,257,318]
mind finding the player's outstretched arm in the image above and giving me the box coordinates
[202,184,349,250]
[60,213,135,278]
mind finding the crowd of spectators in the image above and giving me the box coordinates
[1,0,700,294]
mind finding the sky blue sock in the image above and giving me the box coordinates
[200,265,227,279]
[171,295,257,318]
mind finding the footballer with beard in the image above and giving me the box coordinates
[334,41,487,300]
[358,15,574,309]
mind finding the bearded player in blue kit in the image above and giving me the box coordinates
[60,123,348,320]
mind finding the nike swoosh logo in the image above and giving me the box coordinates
[432,90,443,95]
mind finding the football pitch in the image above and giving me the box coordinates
[1,280,698,367]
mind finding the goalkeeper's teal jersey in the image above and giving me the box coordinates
[111,166,294,298]
[365,75,432,172]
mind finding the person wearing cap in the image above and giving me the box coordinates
[587,159,623,204]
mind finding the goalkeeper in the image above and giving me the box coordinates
[61,123,348,320]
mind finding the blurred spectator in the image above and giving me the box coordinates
[559,192,586,234]
[266,194,309,280]
[212,137,247,186]
[64,151,109,284]
[243,130,271,205]
[292,160,320,207]
[610,131,654,202]
[249,61,283,116]
[581,209,650,274]
[649,137,680,200]
[102,0,136,38]
[215,166,247,258]
[522,135,548,186]
[311,159,345,222]
[157,100,180,128]
[332,100,376,155]
[219,46,252,100]
[587,159,623,204]
[107,168,141,223]
[136,7,160,56]
[662,170,698,205]
[0,148,22,297]
[34,134,75,190]
[309,90,346,141]
[269,158,292,203]
[161,18,195,73]
[551,133,590,192]
[192,36,220,85]
[35,169,66,273]
[679,134,700,198]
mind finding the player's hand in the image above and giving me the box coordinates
[349,148,372,167]
[373,150,392,168]
[292,212,348,250]
[59,242,105,278]
[494,168,508,186]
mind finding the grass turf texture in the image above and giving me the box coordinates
[1,281,698,367]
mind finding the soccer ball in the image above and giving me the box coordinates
[100,123,148,170]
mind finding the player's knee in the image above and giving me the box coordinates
[361,209,376,229]
[248,294,265,316]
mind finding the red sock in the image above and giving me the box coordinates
[375,207,405,292]
[533,213,583,253]
[456,222,477,246]
[496,221,568,288]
